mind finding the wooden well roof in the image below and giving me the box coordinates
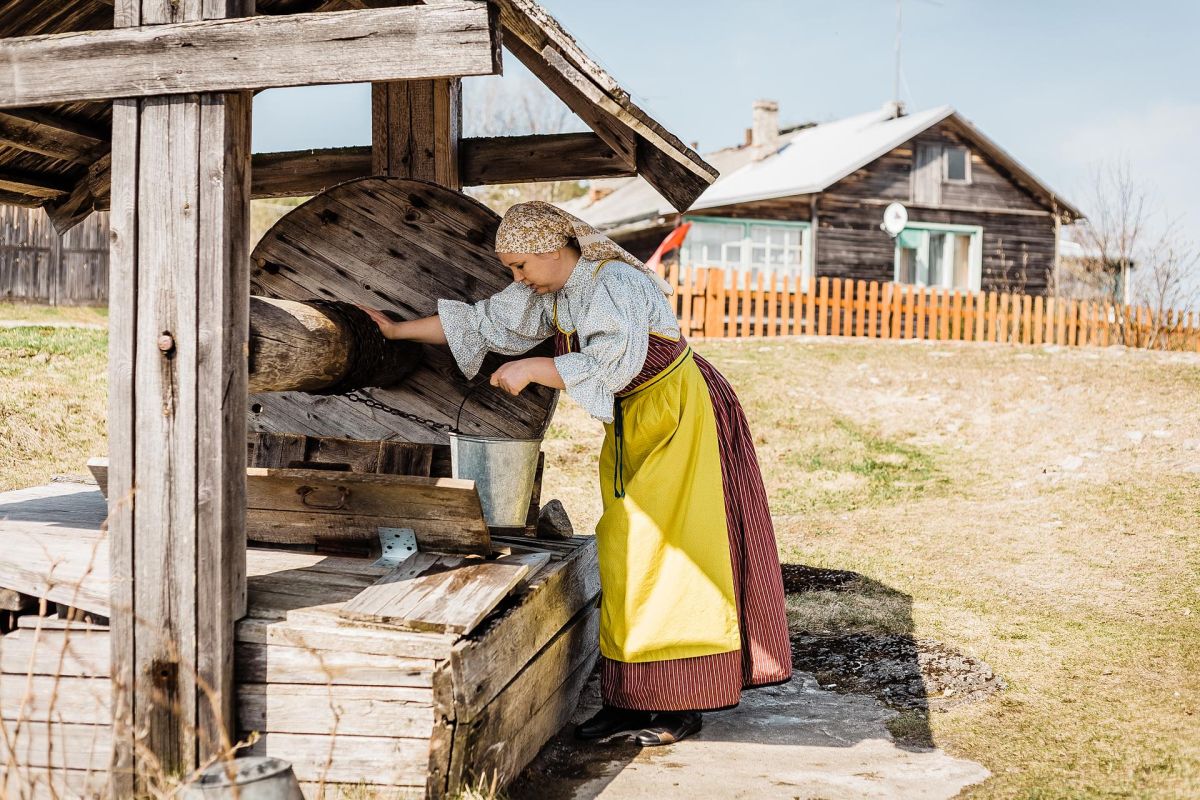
[0,0,718,232]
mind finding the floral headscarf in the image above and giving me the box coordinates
[495,200,673,296]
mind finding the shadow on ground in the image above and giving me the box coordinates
[510,564,1002,800]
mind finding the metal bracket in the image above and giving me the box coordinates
[374,527,418,568]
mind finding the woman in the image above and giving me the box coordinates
[361,201,792,746]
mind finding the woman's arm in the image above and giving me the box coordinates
[490,356,565,396]
[358,307,448,345]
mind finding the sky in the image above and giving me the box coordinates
[251,0,1200,245]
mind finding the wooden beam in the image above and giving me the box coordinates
[372,77,465,189]
[461,132,637,184]
[0,168,72,198]
[45,152,111,235]
[0,187,43,208]
[494,0,717,211]
[108,0,252,790]
[0,111,105,163]
[0,4,501,109]
[250,146,371,199]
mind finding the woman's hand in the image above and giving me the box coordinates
[490,359,536,396]
[490,357,566,396]
[356,304,399,339]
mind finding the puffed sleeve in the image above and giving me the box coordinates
[553,270,652,423]
[437,281,553,379]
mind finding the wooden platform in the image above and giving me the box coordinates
[0,482,600,798]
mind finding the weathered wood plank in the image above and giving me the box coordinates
[0,720,111,770]
[0,5,502,108]
[238,682,434,738]
[0,626,110,677]
[1,675,111,724]
[236,641,437,686]
[338,552,536,634]
[451,537,599,718]
[236,615,457,661]
[243,467,491,555]
[0,111,102,163]
[451,604,600,790]
[246,732,429,785]
[2,766,108,800]
[461,132,638,184]
[372,77,463,189]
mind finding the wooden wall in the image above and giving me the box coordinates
[0,206,108,305]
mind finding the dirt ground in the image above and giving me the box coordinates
[4,316,1199,798]
[542,335,1200,799]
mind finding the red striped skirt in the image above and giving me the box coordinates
[555,329,793,711]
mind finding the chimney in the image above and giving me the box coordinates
[750,99,779,160]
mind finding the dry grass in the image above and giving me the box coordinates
[0,303,107,327]
[3,309,1198,797]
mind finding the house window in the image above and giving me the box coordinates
[680,217,812,285]
[893,223,982,291]
[944,146,971,183]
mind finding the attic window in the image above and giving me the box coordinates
[944,146,971,183]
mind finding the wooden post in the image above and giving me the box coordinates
[109,0,252,790]
[704,267,725,337]
[372,78,463,189]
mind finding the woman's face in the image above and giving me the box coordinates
[497,248,577,294]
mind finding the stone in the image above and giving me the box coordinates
[537,499,574,541]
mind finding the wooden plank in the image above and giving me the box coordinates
[3,766,107,800]
[829,277,842,336]
[903,285,915,339]
[236,616,457,661]
[0,720,110,770]
[0,112,101,163]
[855,280,867,337]
[452,604,599,789]
[451,537,598,719]
[372,77,463,189]
[804,276,816,335]
[1,675,111,724]
[915,286,928,340]
[939,289,951,340]
[250,145,372,199]
[236,641,437,687]
[765,272,777,337]
[461,132,638,184]
[0,5,502,108]
[780,275,792,336]
[873,282,886,339]
[246,732,428,785]
[703,267,724,337]
[0,626,109,677]
[243,467,491,555]
[1021,294,1033,344]
[816,276,828,336]
[338,553,536,634]
[237,682,434,738]
[739,271,752,338]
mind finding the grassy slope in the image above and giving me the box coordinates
[3,312,1198,797]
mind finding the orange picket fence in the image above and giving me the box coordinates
[657,265,1200,352]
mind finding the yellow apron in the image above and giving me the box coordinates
[596,345,742,662]
[555,273,741,663]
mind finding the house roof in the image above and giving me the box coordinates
[567,103,1083,232]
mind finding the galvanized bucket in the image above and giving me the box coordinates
[180,757,303,800]
[449,432,542,527]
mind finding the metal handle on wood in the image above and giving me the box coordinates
[297,485,350,510]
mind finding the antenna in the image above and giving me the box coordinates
[893,0,902,116]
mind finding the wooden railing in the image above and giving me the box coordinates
[658,265,1200,351]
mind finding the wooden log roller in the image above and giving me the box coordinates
[247,296,422,394]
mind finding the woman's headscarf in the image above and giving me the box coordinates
[495,200,673,296]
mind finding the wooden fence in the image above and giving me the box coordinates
[0,206,109,306]
[660,265,1200,352]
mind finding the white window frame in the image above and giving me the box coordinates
[892,221,983,292]
[680,216,813,287]
[943,145,972,184]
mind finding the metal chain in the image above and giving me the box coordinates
[341,390,458,434]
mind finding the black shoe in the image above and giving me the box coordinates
[574,705,653,740]
[633,711,703,746]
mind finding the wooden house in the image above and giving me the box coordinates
[0,1,717,797]
[566,100,1084,297]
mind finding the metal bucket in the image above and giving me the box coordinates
[181,757,303,800]
[449,432,542,527]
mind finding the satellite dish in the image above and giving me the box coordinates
[881,202,908,237]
